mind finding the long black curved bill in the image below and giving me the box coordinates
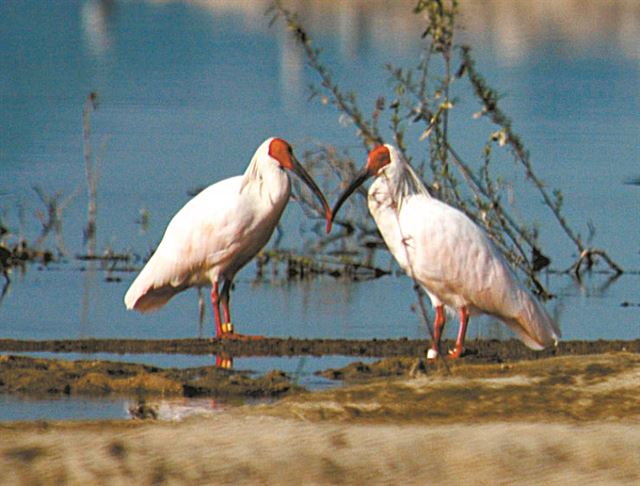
[330,168,372,230]
[289,155,332,234]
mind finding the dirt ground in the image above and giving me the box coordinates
[1,336,638,359]
[0,340,639,484]
[2,416,638,485]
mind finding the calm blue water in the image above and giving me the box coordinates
[0,0,638,420]
[0,394,129,421]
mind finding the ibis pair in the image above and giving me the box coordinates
[125,138,560,358]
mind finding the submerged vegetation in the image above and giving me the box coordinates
[0,92,134,296]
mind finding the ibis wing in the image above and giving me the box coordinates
[124,176,256,311]
[400,196,559,348]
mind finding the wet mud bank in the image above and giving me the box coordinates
[1,337,638,360]
[1,341,639,484]
[0,354,297,400]
[0,339,638,402]
[272,352,640,423]
[1,352,639,485]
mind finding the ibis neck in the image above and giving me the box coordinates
[369,160,430,212]
[241,158,291,207]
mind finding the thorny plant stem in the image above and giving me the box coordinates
[460,47,581,250]
[270,1,546,294]
[445,145,549,293]
[33,186,77,255]
[460,46,622,275]
[385,35,549,292]
[271,0,622,310]
[273,0,443,359]
[271,1,382,149]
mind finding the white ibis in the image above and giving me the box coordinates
[124,137,331,339]
[331,144,560,359]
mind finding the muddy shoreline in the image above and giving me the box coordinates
[1,337,638,360]
[1,341,639,484]
[1,351,639,485]
[1,339,639,402]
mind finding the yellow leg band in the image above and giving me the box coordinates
[221,322,234,334]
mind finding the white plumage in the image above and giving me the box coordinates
[125,137,330,338]
[331,144,560,358]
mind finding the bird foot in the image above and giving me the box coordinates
[427,346,467,361]
[214,322,262,340]
[426,348,439,361]
[220,333,264,341]
[218,324,265,341]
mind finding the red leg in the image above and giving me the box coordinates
[211,281,223,338]
[220,279,232,330]
[449,306,469,359]
[217,279,263,340]
[427,305,446,360]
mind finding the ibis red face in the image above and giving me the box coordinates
[269,138,332,234]
[366,145,392,176]
[329,145,391,229]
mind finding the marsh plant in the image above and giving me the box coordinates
[270,0,622,298]
[0,91,126,295]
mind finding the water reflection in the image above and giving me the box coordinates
[461,0,640,62]
[183,0,640,62]
[0,253,636,343]
[0,273,9,304]
[80,261,98,337]
[564,271,624,300]
[128,396,228,421]
[278,27,305,112]
[81,0,116,58]
[197,287,207,337]
[215,352,233,369]
[0,394,129,422]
